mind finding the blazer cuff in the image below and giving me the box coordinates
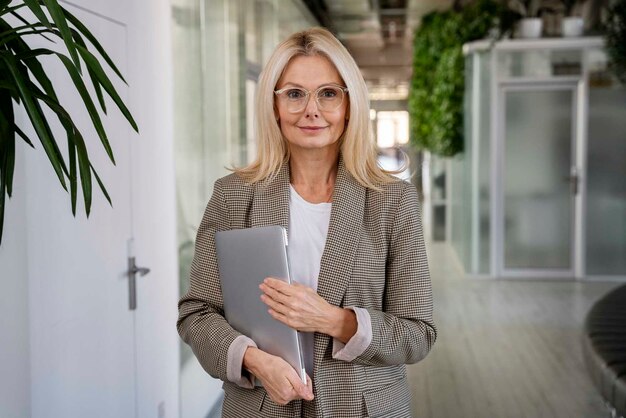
[226,335,257,388]
[332,307,372,362]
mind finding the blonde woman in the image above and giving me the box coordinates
[177,27,436,417]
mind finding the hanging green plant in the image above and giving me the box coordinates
[408,0,508,156]
[0,0,138,245]
[605,0,626,84]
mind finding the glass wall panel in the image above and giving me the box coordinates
[173,1,317,416]
[448,55,471,268]
[503,89,574,270]
[478,52,491,274]
[586,48,626,275]
[497,49,582,79]
[430,155,447,242]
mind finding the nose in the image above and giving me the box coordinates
[304,93,319,118]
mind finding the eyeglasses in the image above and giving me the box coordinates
[274,84,349,113]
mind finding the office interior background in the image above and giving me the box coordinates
[1,0,625,417]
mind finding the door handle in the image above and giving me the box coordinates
[127,256,150,310]
[563,167,579,195]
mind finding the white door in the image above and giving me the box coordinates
[26,4,136,417]
[497,83,579,279]
[23,2,177,417]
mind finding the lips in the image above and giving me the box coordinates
[298,126,327,131]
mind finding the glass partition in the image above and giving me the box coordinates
[503,88,575,271]
[497,49,582,79]
[477,51,491,274]
[172,1,317,416]
[586,48,626,276]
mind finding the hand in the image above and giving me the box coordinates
[243,347,313,405]
[259,278,357,342]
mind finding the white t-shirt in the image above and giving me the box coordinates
[287,184,332,376]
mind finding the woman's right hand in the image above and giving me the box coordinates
[242,346,314,405]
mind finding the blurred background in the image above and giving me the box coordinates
[1,0,625,417]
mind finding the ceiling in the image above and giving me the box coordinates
[304,0,453,100]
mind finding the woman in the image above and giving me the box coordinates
[177,27,436,417]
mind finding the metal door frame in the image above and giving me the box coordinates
[493,80,584,279]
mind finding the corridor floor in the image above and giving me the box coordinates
[408,242,623,418]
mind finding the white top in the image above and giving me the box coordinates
[287,185,332,376]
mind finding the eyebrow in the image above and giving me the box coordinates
[276,82,344,90]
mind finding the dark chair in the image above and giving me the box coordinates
[582,284,626,418]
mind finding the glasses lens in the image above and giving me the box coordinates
[316,86,343,111]
[282,88,307,112]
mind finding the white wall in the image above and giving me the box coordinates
[0,0,179,416]
[0,144,31,417]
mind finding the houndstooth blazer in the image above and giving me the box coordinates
[177,156,436,418]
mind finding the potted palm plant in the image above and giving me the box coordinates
[0,0,137,245]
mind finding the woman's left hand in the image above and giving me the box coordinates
[259,277,340,335]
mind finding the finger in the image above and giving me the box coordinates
[261,294,290,315]
[279,380,299,404]
[286,370,313,401]
[260,282,291,305]
[264,277,295,295]
[306,374,314,399]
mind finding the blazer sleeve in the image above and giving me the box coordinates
[352,182,437,366]
[177,178,248,383]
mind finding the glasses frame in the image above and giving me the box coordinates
[274,84,349,113]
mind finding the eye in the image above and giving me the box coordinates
[285,89,306,100]
[319,87,339,98]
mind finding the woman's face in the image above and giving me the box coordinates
[274,54,348,155]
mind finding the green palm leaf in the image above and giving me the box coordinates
[0,86,13,245]
[41,0,81,71]
[14,123,35,148]
[56,52,115,165]
[32,87,95,215]
[0,0,137,245]
[23,0,51,28]
[1,53,69,186]
[76,44,138,131]
[62,7,126,83]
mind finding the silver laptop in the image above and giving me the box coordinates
[215,226,306,386]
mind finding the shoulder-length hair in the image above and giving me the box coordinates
[234,27,402,189]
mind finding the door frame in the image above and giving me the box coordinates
[493,79,586,279]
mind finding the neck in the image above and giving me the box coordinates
[289,149,339,188]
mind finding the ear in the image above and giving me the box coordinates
[273,103,280,122]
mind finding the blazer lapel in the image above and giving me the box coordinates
[249,162,290,233]
[316,156,366,307]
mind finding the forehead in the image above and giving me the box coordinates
[278,54,343,87]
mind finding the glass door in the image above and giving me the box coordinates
[498,84,578,277]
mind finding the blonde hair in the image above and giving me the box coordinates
[234,27,402,189]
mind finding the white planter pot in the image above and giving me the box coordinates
[562,17,584,37]
[518,18,543,39]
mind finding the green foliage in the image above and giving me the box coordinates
[409,0,505,156]
[0,0,137,245]
[605,0,626,84]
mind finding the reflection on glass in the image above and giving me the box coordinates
[173,0,317,416]
[504,89,573,270]
[586,85,626,275]
[497,49,582,79]
[478,52,491,274]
